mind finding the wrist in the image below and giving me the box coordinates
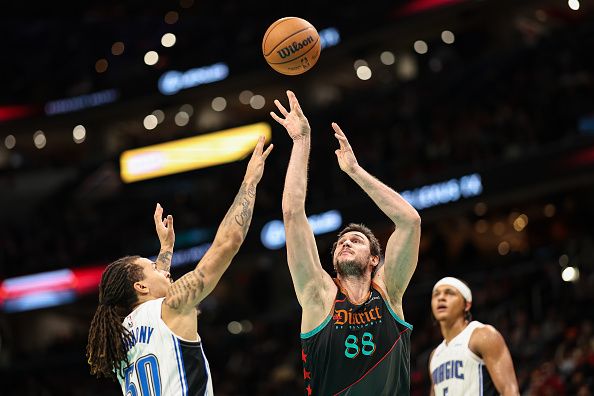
[292,133,311,142]
[346,163,363,177]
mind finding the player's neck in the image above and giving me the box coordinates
[440,317,469,344]
[337,274,372,304]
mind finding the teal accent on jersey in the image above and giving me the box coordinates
[301,312,333,339]
[384,299,413,330]
[300,279,412,396]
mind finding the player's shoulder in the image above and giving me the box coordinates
[472,322,500,338]
[469,322,505,350]
[133,297,164,316]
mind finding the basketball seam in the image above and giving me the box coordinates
[263,26,315,57]
[262,17,299,53]
[267,37,320,65]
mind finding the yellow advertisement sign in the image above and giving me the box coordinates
[120,122,271,183]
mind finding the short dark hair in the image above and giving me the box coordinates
[331,223,382,262]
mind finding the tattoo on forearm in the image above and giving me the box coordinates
[164,270,205,309]
[157,250,172,271]
[226,183,256,231]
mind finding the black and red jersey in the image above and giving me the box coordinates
[300,279,412,395]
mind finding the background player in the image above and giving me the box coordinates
[429,277,519,395]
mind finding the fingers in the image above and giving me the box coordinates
[167,215,173,230]
[154,203,163,222]
[262,143,274,160]
[331,122,345,136]
[252,136,265,156]
[331,122,350,148]
[274,99,289,116]
[287,90,302,113]
[269,111,284,125]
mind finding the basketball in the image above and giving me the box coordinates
[262,17,321,75]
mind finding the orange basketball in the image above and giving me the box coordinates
[262,17,321,76]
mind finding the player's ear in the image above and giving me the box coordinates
[464,301,472,313]
[134,281,149,295]
[371,255,380,267]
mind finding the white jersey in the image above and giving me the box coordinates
[117,298,214,396]
[430,321,496,396]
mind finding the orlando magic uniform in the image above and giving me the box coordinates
[118,298,214,396]
[430,321,496,396]
[300,279,412,395]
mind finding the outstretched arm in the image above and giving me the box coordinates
[270,91,334,328]
[164,136,273,313]
[154,203,174,273]
[332,123,420,310]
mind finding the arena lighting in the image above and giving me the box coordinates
[120,122,271,183]
[319,27,340,49]
[0,104,39,122]
[0,266,104,313]
[396,0,468,16]
[44,89,120,115]
[261,210,343,250]
[158,62,229,95]
[400,173,483,210]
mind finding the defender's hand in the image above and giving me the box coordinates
[154,203,175,249]
[244,135,273,185]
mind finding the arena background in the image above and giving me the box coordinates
[1,0,593,394]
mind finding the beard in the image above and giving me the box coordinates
[335,258,366,278]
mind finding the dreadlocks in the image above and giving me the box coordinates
[86,255,144,381]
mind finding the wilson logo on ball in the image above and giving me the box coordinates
[262,17,321,75]
[276,36,315,59]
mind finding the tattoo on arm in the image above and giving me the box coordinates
[164,270,205,309]
[225,183,257,234]
[157,250,172,272]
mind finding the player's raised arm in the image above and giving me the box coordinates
[270,91,334,321]
[331,122,421,312]
[153,203,174,273]
[163,136,272,313]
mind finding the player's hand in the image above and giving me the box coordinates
[332,122,360,175]
[244,135,273,185]
[270,90,311,141]
[154,203,175,250]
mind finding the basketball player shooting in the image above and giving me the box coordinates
[270,90,421,395]
[86,137,272,395]
[429,277,519,395]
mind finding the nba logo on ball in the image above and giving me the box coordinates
[262,17,321,75]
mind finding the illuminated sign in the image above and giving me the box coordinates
[261,210,343,249]
[401,173,482,210]
[158,62,229,95]
[44,89,119,115]
[0,105,39,122]
[120,122,271,183]
[0,267,104,313]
